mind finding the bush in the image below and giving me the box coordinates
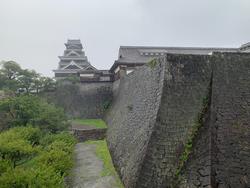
[0,127,76,187]
[40,132,76,147]
[0,95,68,132]
[0,127,40,167]
[0,160,11,175]
[47,140,73,154]
[0,166,64,188]
[2,126,42,145]
[32,101,68,133]
[35,149,73,176]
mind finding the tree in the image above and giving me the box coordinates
[0,61,55,94]
[0,61,22,92]
[0,61,21,80]
[18,69,39,94]
[41,77,56,92]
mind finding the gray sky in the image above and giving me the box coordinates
[0,0,250,76]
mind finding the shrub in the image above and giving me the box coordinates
[47,140,73,154]
[0,166,64,188]
[0,159,11,175]
[35,149,73,176]
[0,127,41,167]
[0,127,76,187]
[40,132,76,147]
[3,126,42,145]
[0,95,68,133]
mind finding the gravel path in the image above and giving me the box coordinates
[68,143,118,188]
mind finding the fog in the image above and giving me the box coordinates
[0,0,249,76]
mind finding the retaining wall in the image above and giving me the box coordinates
[45,82,113,118]
[105,60,165,187]
[106,53,250,188]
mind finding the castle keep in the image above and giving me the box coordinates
[52,40,250,188]
[55,40,250,82]
[53,39,112,82]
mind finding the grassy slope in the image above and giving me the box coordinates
[85,140,124,188]
[71,119,107,129]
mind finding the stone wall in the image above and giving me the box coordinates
[137,54,212,188]
[105,60,165,188]
[106,53,250,188]
[45,82,113,119]
[210,53,250,187]
[72,128,107,142]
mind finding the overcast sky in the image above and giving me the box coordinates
[0,0,250,76]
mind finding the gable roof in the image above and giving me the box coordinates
[85,65,97,71]
[62,61,83,70]
[66,50,80,57]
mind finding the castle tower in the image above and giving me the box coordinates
[53,39,96,78]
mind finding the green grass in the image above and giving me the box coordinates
[71,119,107,129]
[85,140,124,188]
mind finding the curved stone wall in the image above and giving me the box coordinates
[106,53,250,188]
[105,60,165,187]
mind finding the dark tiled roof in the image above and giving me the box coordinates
[116,46,240,64]
[67,39,81,44]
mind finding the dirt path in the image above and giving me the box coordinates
[68,143,119,188]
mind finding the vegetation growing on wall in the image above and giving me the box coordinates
[175,95,210,178]
[127,104,133,111]
[102,100,112,111]
[147,59,158,69]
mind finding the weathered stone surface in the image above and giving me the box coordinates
[137,54,212,188]
[66,143,118,188]
[210,53,250,188]
[106,53,250,188]
[105,60,165,188]
[44,82,113,118]
[72,128,107,142]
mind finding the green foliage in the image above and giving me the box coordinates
[0,127,41,167]
[86,140,124,188]
[71,119,107,129]
[102,100,112,111]
[175,96,209,177]
[58,76,80,85]
[0,95,68,132]
[0,61,56,94]
[0,127,76,187]
[0,61,21,80]
[147,59,158,68]
[127,104,133,111]
[0,160,11,175]
[31,100,68,133]
[0,166,64,188]
[35,149,73,176]
[39,132,77,147]
[47,140,73,154]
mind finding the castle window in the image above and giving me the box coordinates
[80,73,94,77]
